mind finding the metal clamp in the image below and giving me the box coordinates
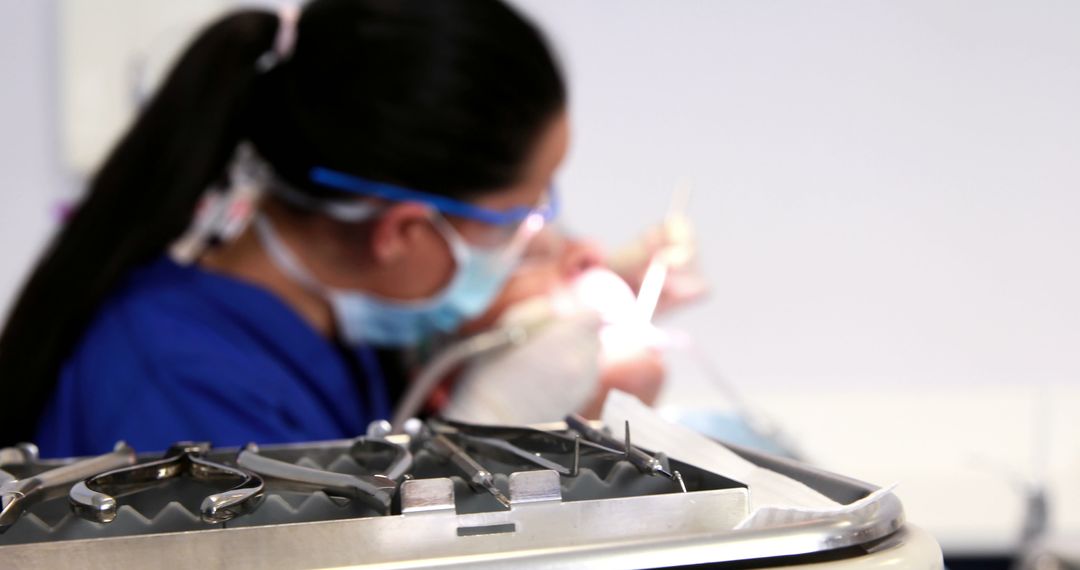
[69,442,264,524]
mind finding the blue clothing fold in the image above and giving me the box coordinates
[35,257,392,458]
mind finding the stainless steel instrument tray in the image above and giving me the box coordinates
[0,432,906,568]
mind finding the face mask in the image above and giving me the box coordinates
[253,214,522,347]
[238,152,557,346]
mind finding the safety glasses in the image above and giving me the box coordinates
[308,167,558,225]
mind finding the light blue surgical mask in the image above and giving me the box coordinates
[252,166,557,347]
[255,214,527,346]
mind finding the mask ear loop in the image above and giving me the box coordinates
[252,213,328,298]
[427,208,549,275]
[253,213,378,348]
[266,179,385,223]
[427,212,473,266]
[255,212,391,390]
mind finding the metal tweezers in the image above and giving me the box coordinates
[69,442,265,524]
[431,418,625,473]
[430,420,586,477]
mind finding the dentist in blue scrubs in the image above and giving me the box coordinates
[0,0,568,456]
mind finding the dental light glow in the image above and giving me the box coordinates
[563,268,665,363]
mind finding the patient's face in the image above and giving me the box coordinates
[458,229,605,334]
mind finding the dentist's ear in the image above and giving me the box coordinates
[369,202,436,264]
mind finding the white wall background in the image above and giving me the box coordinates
[515,0,1080,391]
[504,2,1079,553]
[0,0,66,316]
[1,0,1077,555]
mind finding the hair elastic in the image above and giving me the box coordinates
[274,4,301,60]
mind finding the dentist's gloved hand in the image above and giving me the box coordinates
[608,213,708,315]
[568,268,667,417]
[443,268,667,425]
[579,347,665,418]
[441,296,603,425]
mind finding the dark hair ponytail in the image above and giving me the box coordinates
[0,0,565,446]
[0,11,280,445]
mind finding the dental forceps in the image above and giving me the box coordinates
[69,442,264,524]
[1,442,136,532]
[565,414,687,493]
[236,437,410,514]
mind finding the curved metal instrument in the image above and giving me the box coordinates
[69,442,264,524]
[237,440,403,514]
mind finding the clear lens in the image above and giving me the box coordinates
[445,186,556,250]
[519,224,567,265]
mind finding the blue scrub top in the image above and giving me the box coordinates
[35,256,394,458]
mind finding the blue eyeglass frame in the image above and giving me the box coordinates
[309,167,559,226]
